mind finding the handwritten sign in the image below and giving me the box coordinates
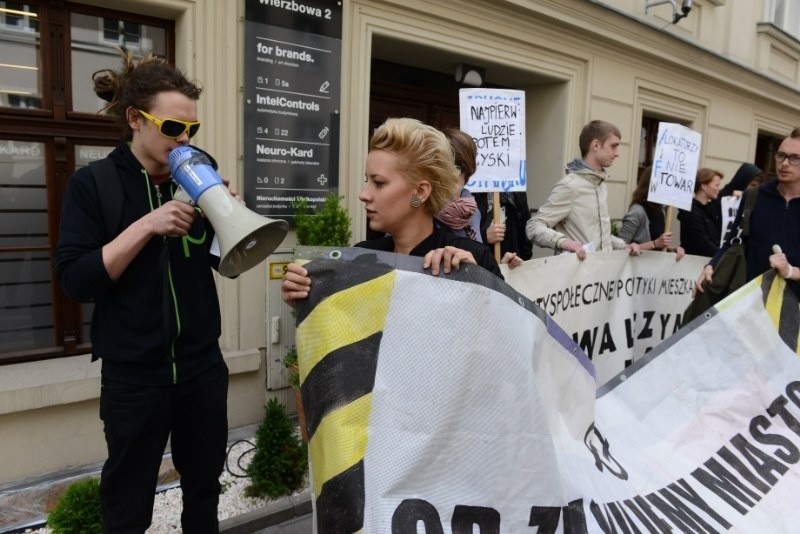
[459,89,526,192]
[647,123,701,211]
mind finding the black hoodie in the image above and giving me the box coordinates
[55,142,223,385]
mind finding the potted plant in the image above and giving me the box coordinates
[294,193,351,247]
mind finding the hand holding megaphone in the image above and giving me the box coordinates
[168,146,288,278]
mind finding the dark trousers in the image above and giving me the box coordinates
[99,361,229,533]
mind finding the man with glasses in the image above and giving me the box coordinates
[695,127,800,298]
[138,108,202,139]
[56,52,230,532]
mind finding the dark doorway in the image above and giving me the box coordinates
[369,59,462,134]
[755,130,784,179]
[365,60,464,239]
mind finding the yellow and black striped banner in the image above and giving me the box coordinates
[295,256,395,533]
[759,271,800,354]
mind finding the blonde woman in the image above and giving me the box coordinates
[282,118,501,306]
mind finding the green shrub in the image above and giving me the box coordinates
[246,398,308,498]
[294,194,351,246]
[47,477,102,534]
[283,344,299,387]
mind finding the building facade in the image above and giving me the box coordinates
[1,0,799,484]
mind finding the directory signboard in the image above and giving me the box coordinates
[243,0,342,222]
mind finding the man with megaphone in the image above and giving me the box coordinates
[54,50,275,533]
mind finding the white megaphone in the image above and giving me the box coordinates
[168,146,288,278]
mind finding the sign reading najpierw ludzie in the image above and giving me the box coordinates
[243,0,342,223]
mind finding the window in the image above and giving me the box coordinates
[103,18,140,46]
[0,140,50,354]
[638,116,661,181]
[71,13,166,113]
[0,2,41,109]
[755,131,784,178]
[0,1,173,364]
[0,2,38,32]
[638,115,692,182]
[770,0,800,40]
[6,93,40,108]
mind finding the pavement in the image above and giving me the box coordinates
[252,513,312,533]
[0,423,313,534]
[219,490,311,534]
[0,490,311,534]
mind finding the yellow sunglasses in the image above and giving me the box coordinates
[137,109,201,139]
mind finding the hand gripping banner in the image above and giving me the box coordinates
[294,248,800,533]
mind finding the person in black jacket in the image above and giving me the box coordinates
[696,128,800,299]
[443,128,525,268]
[281,118,501,306]
[55,51,229,532]
[678,167,724,257]
[720,162,762,198]
[475,191,533,261]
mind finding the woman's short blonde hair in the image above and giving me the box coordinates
[369,118,460,215]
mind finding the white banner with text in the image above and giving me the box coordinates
[502,251,709,386]
[296,249,800,533]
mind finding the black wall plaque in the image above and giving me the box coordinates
[244,0,342,223]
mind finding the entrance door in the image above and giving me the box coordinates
[365,60,463,238]
[369,59,461,134]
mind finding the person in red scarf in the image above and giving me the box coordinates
[438,128,482,241]
[440,128,523,268]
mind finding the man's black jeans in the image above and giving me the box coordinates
[99,361,229,533]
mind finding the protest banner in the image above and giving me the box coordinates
[294,248,800,533]
[458,88,526,193]
[502,251,708,386]
[648,122,702,211]
[720,194,741,246]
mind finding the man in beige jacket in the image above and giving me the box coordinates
[526,120,640,260]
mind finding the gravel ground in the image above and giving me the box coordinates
[25,438,309,533]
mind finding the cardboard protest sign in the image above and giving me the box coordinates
[295,249,800,533]
[459,88,526,192]
[648,123,702,211]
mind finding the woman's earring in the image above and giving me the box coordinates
[410,193,422,208]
